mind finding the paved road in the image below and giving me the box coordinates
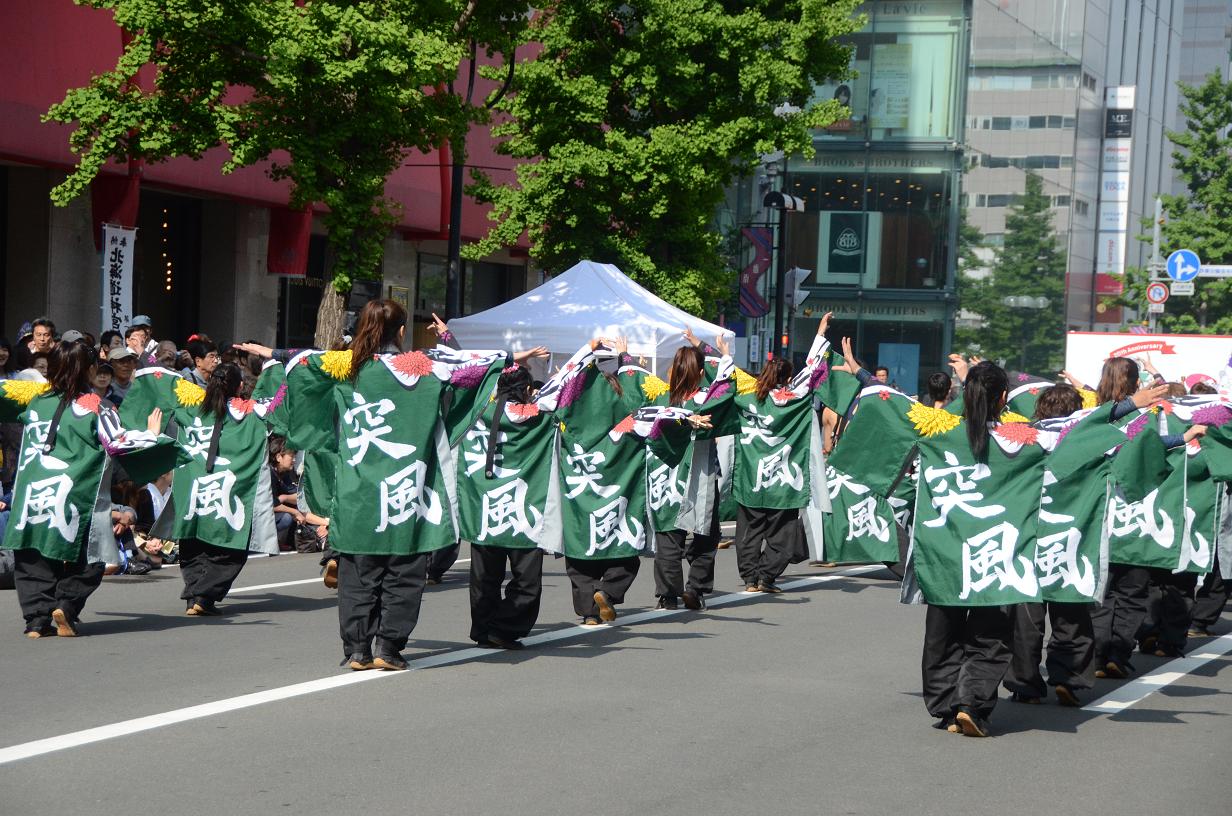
[1,542,1230,816]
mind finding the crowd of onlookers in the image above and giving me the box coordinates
[0,314,325,590]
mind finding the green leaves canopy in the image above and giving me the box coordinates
[1112,71,1232,333]
[47,0,521,290]
[955,172,1066,373]
[467,0,861,315]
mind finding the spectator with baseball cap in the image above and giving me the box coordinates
[60,329,85,345]
[125,317,157,367]
[106,346,139,405]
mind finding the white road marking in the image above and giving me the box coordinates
[227,559,471,594]
[0,565,879,765]
[1082,633,1232,713]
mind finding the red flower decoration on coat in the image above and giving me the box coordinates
[878,391,891,401]
[1029,387,1039,395]
[392,350,434,378]
[153,370,164,379]
[75,393,102,414]
[229,398,255,415]
[613,414,636,435]
[994,422,1039,446]
[507,402,541,419]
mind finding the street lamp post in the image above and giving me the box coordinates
[763,190,806,358]
[1001,295,1050,371]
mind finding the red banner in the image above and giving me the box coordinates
[1108,340,1177,358]
[267,206,313,277]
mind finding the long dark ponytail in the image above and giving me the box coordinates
[961,361,1008,463]
[349,299,407,382]
[754,357,793,402]
[484,365,535,478]
[202,362,243,421]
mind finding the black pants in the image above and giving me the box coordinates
[469,544,543,643]
[1141,568,1198,652]
[428,541,460,581]
[734,505,798,588]
[565,556,640,619]
[922,604,1011,721]
[1004,602,1094,697]
[14,548,105,632]
[1192,557,1228,630]
[1091,563,1150,667]
[337,552,428,658]
[178,538,248,606]
[654,500,720,600]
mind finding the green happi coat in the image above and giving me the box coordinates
[454,343,597,552]
[1,380,176,563]
[284,345,506,556]
[822,387,920,565]
[119,368,281,553]
[631,350,737,536]
[730,334,840,558]
[835,386,1126,606]
[1107,399,1224,574]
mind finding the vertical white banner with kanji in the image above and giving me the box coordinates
[101,224,137,334]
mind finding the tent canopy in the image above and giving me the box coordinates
[449,260,734,375]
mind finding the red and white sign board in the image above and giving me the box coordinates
[1065,331,1232,387]
[1146,282,1169,304]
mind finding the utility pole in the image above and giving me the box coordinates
[1147,196,1165,334]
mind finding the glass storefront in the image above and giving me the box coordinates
[774,0,969,396]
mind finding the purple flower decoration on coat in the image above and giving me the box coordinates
[1125,413,1152,440]
[808,359,830,390]
[558,370,586,408]
[1192,404,1232,427]
[267,382,288,413]
[649,418,666,440]
[450,364,487,389]
[1017,373,1029,382]
[704,379,732,404]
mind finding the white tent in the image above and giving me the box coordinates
[449,260,735,375]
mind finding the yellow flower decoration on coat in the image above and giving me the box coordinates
[320,349,354,380]
[1000,410,1030,424]
[641,375,669,401]
[1079,389,1097,410]
[175,378,205,407]
[2,379,49,406]
[908,401,961,437]
[734,367,757,395]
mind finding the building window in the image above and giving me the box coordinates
[1073,199,1090,217]
[1082,72,1098,92]
[1053,195,1071,208]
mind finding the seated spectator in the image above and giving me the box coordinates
[106,347,138,405]
[270,436,302,550]
[99,330,123,359]
[154,340,179,369]
[29,352,49,379]
[91,362,114,401]
[182,339,219,386]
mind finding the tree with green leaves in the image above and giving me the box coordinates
[46,0,522,344]
[466,0,862,316]
[1110,71,1232,333]
[954,172,1066,373]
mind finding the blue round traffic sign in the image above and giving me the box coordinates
[1166,249,1201,282]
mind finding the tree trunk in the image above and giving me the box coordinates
[314,283,348,349]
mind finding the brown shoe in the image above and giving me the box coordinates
[185,605,200,617]
[745,584,761,593]
[757,582,783,594]
[716,539,733,550]
[1094,668,1107,679]
[1054,685,1080,708]
[955,709,989,738]
[1102,661,1128,680]
[51,609,76,638]
[594,590,616,622]
[682,590,703,611]
[323,559,339,589]
[580,617,602,626]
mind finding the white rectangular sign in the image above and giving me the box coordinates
[1200,265,1232,278]
[1100,173,1130,202]
[1105,86,1136,109]
[1098,201,1129,231]
[100,224,136,335]
[1065,331,1232,388]
[1102,141,1132,172]
[1170,281,1194,295]
[1096,231,1127,275]
[1148,302,1166,313]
